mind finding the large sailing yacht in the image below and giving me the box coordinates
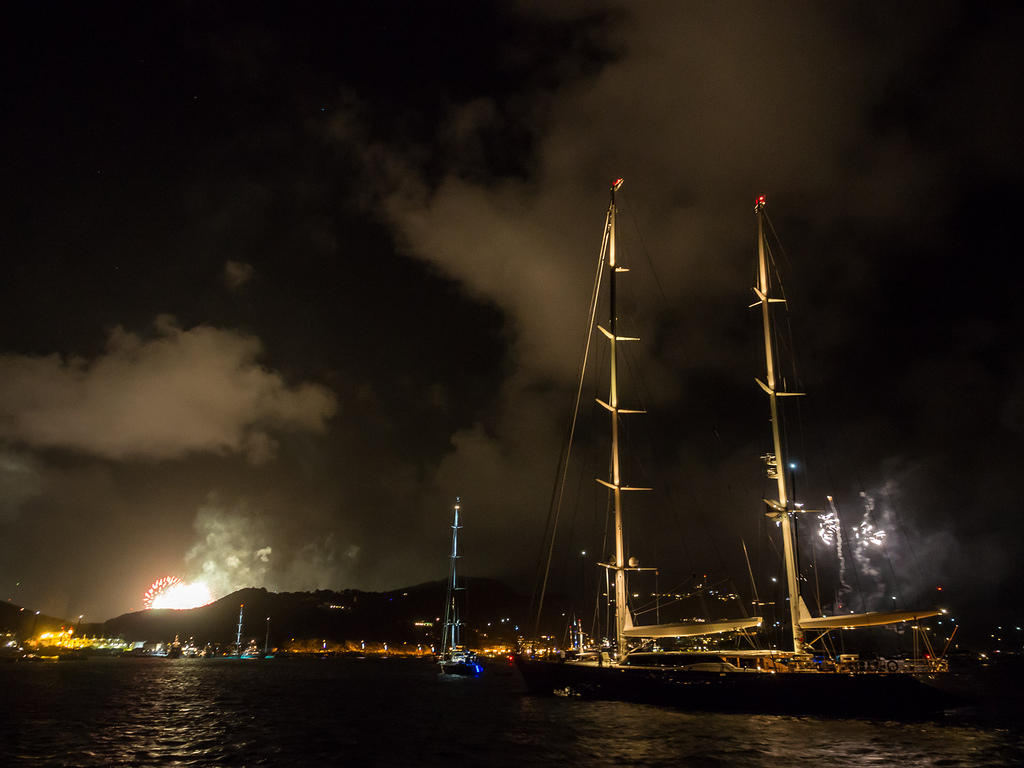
[515,183,955,716]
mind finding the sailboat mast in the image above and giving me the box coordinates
[754,197,804,654]
[607,182,628,656]
[236,603,244,652]
[441,499,461,655]
[593,179,648,655]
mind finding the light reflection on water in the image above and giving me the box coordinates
[2,658,1021,767]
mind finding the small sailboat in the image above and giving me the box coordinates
[219,602,257,659]
[438,498,483,677]
[516,181,956,716]
[235,603,245,656]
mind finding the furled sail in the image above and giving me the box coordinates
[797,606,942,630]
[621,612,762,639]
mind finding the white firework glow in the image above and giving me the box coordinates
[143,576,213,610]
[818,510,840,546]
[817,502,887,548]
[854,520,887,547]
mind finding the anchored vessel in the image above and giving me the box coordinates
[219,603,260,659]
[438,498,483,677]
[516,183,954,717]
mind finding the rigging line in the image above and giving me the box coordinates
[811,530,823,616]
[620,188,671,308]
[612,305,714,577]
[604,554,611,644]
[766,223,864,622]
[763,209,794,301]
[619,341,730,577]
[765,231,823,612]
[645,573,698,601]
[894,503,924,585]
[882,479,926,590]
[621,195,734,593]
[725,577,750,620]
[741,538,760,610]
[550,442,593,621]
[760,486,787,628]
[591,451,614,645]
[834,497,869,614]
[631,576,732,615]
[762,230,805,406]
[585,454,605,646]
[766,237,847,613]
[859,487,904,605]
[633,602,672,617]
[590,579,602,647]
[739,627,760,651]
[564,399,601,618]
[563,370,603,573]
[823,630,837,659]
[875,486,905,605]
[655,570,660,624]
[531,214,610,635]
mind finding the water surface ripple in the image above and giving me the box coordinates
[2,658,1021,767]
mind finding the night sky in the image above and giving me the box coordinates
[2,1,1022,628]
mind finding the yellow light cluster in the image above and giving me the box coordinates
[27,629,129,651]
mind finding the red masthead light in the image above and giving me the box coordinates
[756,195,766,205]
[611,178,624,191]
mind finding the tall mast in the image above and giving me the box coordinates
[595,178,647,657]
[441,498,462,655]
[753,196,805,654]
[609,180,627,657]
[236,603,244,653]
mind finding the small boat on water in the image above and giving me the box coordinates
[516,181,956,717]
[164,634,182,658]
[438,498,483,677]
[217,603,257,659]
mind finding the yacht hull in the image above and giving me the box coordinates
[515,656,959,717]
[439,660,484,677]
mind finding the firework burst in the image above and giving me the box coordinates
[143,576,213,610]
[143,576,182,609]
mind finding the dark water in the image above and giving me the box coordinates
[3,657,1022,767]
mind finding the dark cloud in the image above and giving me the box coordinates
[0,316,336,462]
[223,260,255,291]
[1,1,1021,628]
[370,1,1024,624]
[0,450,41,523]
